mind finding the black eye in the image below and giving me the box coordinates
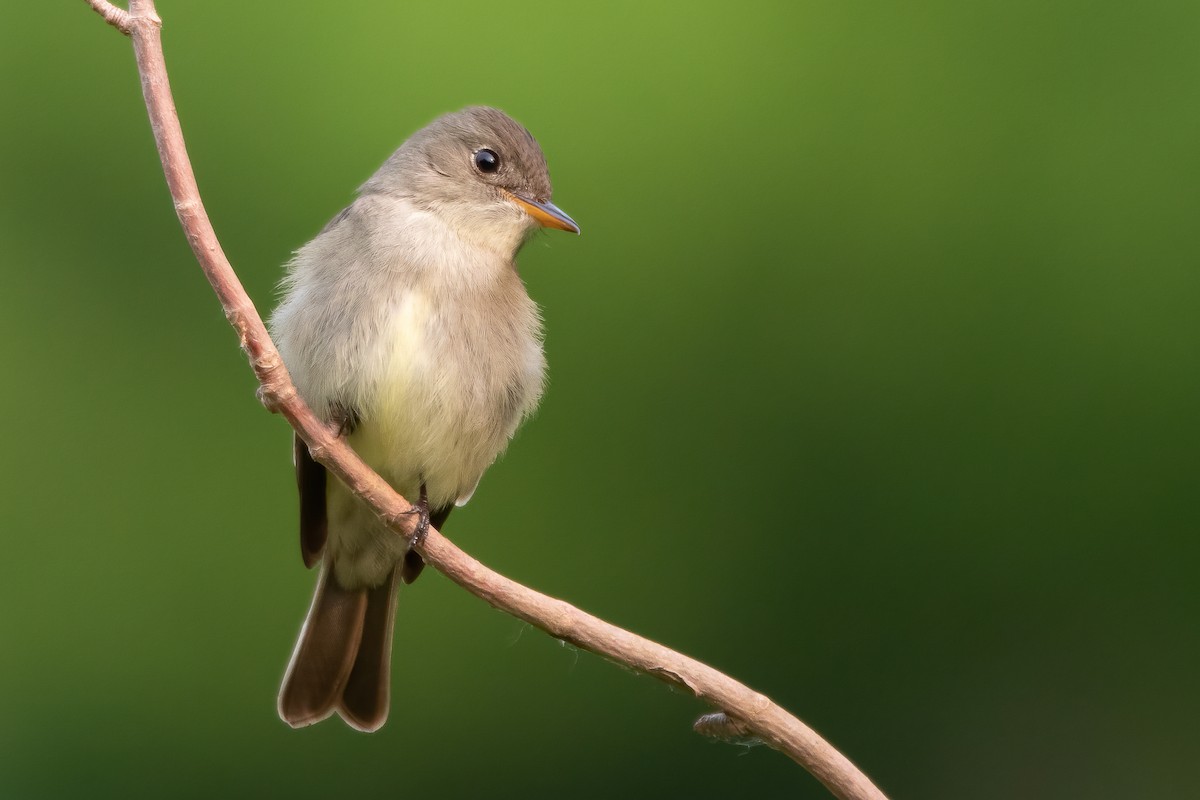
[473,148,500,174]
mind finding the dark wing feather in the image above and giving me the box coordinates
[294,433,327,568]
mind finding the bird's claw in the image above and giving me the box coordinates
[406,483,431,549]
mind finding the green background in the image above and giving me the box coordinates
[2,2,1197,797]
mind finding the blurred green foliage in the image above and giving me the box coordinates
[2,2,1197,798]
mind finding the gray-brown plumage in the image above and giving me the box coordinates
[270,107,577,732]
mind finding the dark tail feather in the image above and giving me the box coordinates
[337,506,453,729]
[337,565,403,732]
[278,565,368,728]
[282,506,452,732]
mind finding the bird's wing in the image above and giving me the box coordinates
[294,432,327,568]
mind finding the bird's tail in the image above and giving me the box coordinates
[277,563,401,732]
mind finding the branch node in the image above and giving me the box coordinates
[174,197,202,217]
[255,382,295,414]
[251,348,285,379]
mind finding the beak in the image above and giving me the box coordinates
[505,191,580,234]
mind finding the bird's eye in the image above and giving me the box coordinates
[473,148,500,174]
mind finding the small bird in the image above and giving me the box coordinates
[269,107,578,732]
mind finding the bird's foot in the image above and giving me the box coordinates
[329,403,360,438]
[406,483,431,549]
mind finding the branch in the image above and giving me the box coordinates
[86,3,889,799]
[85,0,135,33]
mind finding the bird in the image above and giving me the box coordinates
[268,106,578,732]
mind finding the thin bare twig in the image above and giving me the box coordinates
[85,3,889,799]
[85,0,135,33]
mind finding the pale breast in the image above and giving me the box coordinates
[356,276,545,512]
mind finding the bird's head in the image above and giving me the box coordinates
[365,106,578,254]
